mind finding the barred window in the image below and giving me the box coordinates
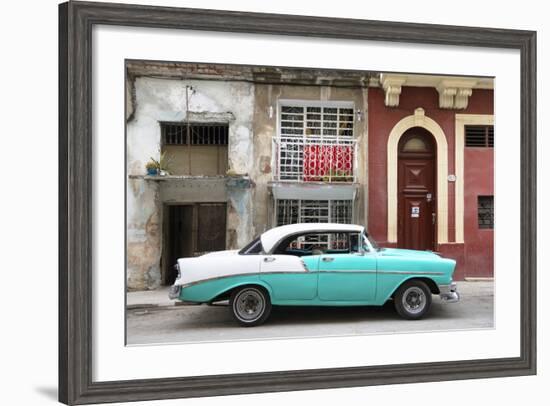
[478,196,494,229]
[276,102,356,182]
[160,122,229,176]
[280,104,354,138]
[276,199,353,226]
[465,125,494,148]
[162,123,229,145]
[276,199,353,250]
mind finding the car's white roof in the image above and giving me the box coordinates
[260,223,365,253]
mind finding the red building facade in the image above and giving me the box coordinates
[367,77,494,280]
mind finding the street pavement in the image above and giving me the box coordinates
[126,281,494,345]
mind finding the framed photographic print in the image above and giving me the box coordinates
[59,1,536,404]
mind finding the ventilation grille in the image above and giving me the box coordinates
[465,125,494,147]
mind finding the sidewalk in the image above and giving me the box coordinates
[127,286,174,309]
[126,281,494,309]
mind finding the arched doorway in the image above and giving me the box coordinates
[397,127,436,250]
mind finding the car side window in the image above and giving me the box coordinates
[277,232,361,256]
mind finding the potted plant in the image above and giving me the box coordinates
[145,160,158,176]
[150,151,173,176]
[158,151,172,176]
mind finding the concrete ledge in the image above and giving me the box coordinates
[464,277,494,282]
[129,174,227,181]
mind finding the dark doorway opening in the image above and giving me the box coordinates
[163,203,227,285]
[397,127,436,251]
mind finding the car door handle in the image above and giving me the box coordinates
[263,257,276,262]
[322,257,334,262]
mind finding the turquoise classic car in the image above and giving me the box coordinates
[169,223,459,326]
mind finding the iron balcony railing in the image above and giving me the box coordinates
[272,135,358,182]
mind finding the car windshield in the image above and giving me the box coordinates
[239,236,264,255]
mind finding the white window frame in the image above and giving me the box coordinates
[274,100,357,182]
[277,99,356,139]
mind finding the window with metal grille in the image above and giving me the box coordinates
[478,196,494,229]
[161,122,229,176]
[162,123,229,146]
[465,125,494,147]
[277,102,356,182]
[280,105,354,138]
[276,199,353,226]
[276,199,354,250]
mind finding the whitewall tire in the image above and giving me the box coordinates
[229,286,272,327]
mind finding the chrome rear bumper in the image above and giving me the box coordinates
[168,285,181,300]
[439,282,460,303]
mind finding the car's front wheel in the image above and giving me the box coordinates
[230,286,272,327]
[394,280,432,320]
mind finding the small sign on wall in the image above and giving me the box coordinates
[411,206,420,218]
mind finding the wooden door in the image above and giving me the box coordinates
[167,205,194,285]
[165,203,227,285]
[196,203,227,255]
[397,128,436,250]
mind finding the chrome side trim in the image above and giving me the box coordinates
[318,270,377,274]
[378,270,445,276]
[176,269,445,290]
[177,271,310,289]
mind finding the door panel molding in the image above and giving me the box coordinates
[398,140,435,250]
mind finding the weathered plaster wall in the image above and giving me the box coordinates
[126,179,162,290]
[126,77,255,290]
[251,83,369,235]
[159,178,228,203]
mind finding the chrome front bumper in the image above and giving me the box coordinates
[439,282,460,303]
[168,285,181,300]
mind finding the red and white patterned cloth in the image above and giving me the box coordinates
[303,145,354,181]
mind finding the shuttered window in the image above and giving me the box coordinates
[465,125,494,148]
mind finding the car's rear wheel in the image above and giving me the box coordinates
[230,286,272,327]
[394,280,432,320]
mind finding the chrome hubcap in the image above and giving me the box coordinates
[402,287,426,314]
[235,289,265,321]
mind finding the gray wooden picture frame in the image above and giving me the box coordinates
[59,1,537,404]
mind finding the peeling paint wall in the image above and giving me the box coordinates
[126,178,162,290]
[127,77,255,290]
[127,70,370,290]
